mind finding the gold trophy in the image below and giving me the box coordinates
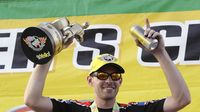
[21,17,89,64]
[130,25,158,50]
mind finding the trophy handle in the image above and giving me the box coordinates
[61,21,89,49]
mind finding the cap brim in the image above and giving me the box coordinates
[98,63,125,73]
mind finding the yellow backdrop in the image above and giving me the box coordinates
[0,11,200,112]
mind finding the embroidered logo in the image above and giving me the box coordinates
[99,54,117,62]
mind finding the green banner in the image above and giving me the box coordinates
[0,0,200,19]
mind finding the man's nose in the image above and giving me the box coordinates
[105,76,113,82]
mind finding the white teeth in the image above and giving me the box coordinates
[104,87,115,89]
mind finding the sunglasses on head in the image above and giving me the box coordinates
[90,72,122,81]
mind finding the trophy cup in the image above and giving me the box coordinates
[21,17,89,64]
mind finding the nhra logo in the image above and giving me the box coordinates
[23,36,47,51]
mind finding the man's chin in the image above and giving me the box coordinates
[103,96,116,100]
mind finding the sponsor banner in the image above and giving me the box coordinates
[0,11,200,112]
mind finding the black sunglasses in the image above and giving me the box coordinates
[91,72,122,81]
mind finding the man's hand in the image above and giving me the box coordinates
[133,18,165,55]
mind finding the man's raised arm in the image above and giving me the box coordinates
[24,61,53,112]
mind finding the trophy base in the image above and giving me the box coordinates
[21,27,55,64]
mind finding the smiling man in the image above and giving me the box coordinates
[24,19,191,112]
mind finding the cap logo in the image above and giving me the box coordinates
[99,54,116,62]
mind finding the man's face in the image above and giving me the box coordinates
[88,66,122,101]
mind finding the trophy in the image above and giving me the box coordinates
[130,25,158,51]
[21,17,89,64]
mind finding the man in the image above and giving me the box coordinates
[24,19,191,112]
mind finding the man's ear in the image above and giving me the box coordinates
[87,76,93,87]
